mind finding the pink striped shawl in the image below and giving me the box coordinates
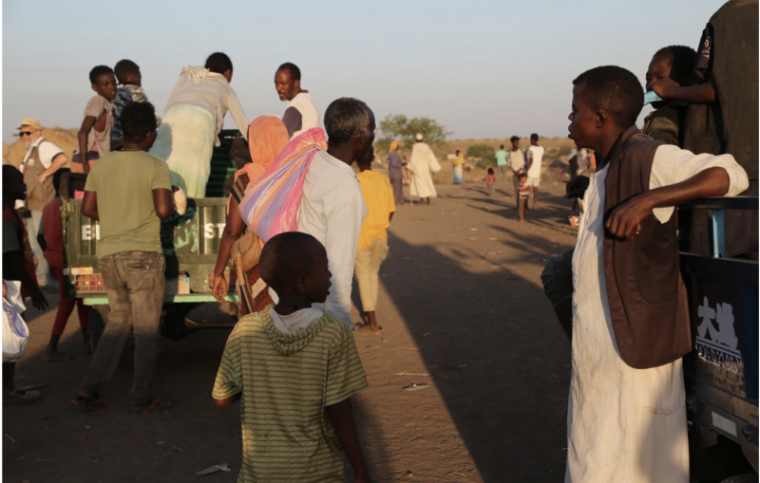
[238,127,327,242]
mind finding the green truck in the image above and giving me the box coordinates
[62,130,242,334]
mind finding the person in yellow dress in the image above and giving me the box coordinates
[354,152,396,332]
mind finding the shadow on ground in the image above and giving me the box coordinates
[379,185,574,481]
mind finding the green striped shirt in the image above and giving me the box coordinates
[213,310,367,482]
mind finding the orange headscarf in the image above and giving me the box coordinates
[236,115,289,186]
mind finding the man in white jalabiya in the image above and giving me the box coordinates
[408,133,440,204]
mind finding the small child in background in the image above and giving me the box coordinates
[213,232,370,483]
[643,45,697,145]
[73,65,117,192]
[484,167,496,195]
[518,172,530,222]
[111,59,149,151]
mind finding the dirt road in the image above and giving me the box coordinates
[3,169,578,482]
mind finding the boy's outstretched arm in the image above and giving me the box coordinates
[78,116,96,172]
[325,398,370,483]
[607,167,732,239]
[650,78,716,104]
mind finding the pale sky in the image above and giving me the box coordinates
[3,0,724,143]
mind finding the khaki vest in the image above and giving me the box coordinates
[22,142,55,211]
[603,127,692,369]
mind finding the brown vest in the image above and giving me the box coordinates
[603,127,692,369]
[22,143,55,211]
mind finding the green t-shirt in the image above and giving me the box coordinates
[84,150,171,258]
[213,310,368,483]
[495,149,508,166]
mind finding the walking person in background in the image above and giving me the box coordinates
[76,102,174,412]
[111,59,150,151]
[150,52,248,198]
[16,118,69,288]
[3,165,48,404]
[212,232,370,482]
[75,65,117,190]
[275,62,320,138]
[354,149,395,333]
[483,167,496,196]
[495,144,508,179]
[408,133,440,204]
[39,169,92,359]
[508,135,526,209]
[387,139,406,205]
[452,148,465,185]
[525,133,544,208]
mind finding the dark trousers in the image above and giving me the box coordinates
[80,251,165,405]
[390,175,404,205]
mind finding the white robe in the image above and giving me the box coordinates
[566,145,748,483]
[408,142,439,198]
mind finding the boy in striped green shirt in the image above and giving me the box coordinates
[213,232,370,482]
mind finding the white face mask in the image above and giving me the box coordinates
[643,91,663,105]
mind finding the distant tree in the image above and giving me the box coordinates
[377,114,449,152]
[466,143,496,167]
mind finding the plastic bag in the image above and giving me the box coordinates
[3,281,29,362]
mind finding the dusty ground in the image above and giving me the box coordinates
[3,166,579,482]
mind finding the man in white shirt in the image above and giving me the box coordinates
[525,133,545,208]
[297,97,372,327]
[17,118,70,287]
[275,62,320,138]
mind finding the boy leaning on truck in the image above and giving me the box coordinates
[564,65,748,483]
[75,102,175,413]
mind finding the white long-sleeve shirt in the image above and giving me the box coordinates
[164,66,248,141]
[298,151,366,327]
[649,145,749,223]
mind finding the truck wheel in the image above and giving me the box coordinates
[160,303,197,340]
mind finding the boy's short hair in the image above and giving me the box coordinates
[530,133,539,141]
[114,59,140,83]
[324,97,375,145]
[500,144,504,149]
[52,168,72,198]
[573,65,644,128]
[259,232,324,294]
[89,65,114,84]
[510,136,520,143]
[122,102,157,140]
[277,62,301,81]
[205,52,233,75]
[653,45,697,87]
